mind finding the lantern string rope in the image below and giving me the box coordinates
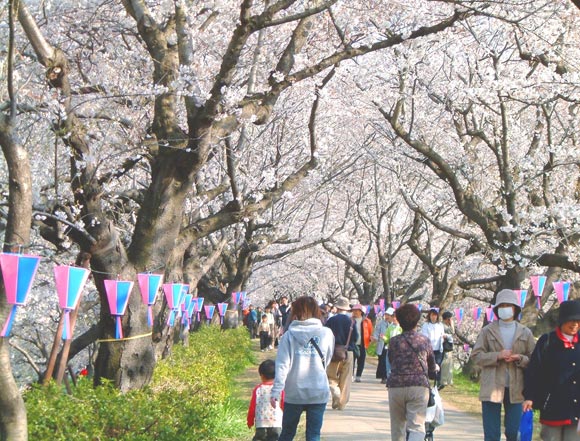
[96,331,152,343]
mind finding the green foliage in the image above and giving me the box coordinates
[367,341,377,357]
[25,326,254,440]
[451,370,481,395]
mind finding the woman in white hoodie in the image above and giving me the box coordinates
[270,296,335,441]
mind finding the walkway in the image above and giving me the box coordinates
[321,363,483,440]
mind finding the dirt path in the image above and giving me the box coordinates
[320,360,483,440]
[236,343,486,440]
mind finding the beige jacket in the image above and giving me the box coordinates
[470,321,536,403]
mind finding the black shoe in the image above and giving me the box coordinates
[437,384,445,391]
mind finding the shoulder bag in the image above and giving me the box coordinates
[332,320,354,363]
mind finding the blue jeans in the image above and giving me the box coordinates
[433,350,443,386]
[278,402,326,441]
[481,389,522,441]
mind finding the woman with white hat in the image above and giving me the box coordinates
[470,289,536,441]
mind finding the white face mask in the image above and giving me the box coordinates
[498,307,514,321]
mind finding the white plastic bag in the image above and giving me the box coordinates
[425,387,444,427]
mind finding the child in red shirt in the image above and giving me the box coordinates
[247,359,284,440]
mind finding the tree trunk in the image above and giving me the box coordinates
[0,115,32,439]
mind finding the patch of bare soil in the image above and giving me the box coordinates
[438,385,482,417]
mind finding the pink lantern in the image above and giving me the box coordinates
[392,301,400,309]
[181,294,194,329]
[553,281,571,304]
[231,291,242,304]
[54,265,90,340]
[204,305,216,324]
[530,275,546,309]
[379,299,385,312]
[217,302,228,324]
[0,253,42,337]
[194,297,204,322]
[373,305,381,314]
[104,279,134,339]
[485,307,494,322]
[454,308,464,325]
[472,307,482,322]
[163,283,185,327]
[137,273,164,327]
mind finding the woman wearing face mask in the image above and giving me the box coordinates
[470,289,536,441]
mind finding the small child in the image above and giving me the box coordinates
[258,314,271,351]
[247,359,284,441]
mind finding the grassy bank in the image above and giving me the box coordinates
[25,327,255,441]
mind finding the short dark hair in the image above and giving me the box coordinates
[396,304,421,331]
[259,359,275,379]
[442,311,453,320]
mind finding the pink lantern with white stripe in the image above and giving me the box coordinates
[163,283,185,327]
[54,265,90,340]
[137,273,164,327]
[0,253,42,337]
[217,302,228,324]
[204,305,216,324]
[553,281,571,304]
[104,279,134,339]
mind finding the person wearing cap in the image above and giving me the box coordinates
[351,304,373,383]
[372,307,394,384]
[470,289,536,441]
[440,311,455,389]
[325,296,358,410]
[420,307,446,388]
[523,299,580,440]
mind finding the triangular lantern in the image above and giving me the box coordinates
[54,265,90,340]
[0,253,42,337]
[104,279,134,339]
[163,283,185,327]
[217,302,228,324]
[138,273,164,327]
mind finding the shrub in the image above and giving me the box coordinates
[25,326,253,440]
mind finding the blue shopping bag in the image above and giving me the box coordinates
[518,410,533,441]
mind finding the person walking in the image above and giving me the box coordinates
[384,308,402,382]
[279,296,291,331]
[270,296,334,441]
[523,299,580,441]
[387,303,438,441]
[352,304,373,383]
[247,359,284,440]
[247,305,258,339]
[258,314,272,351]
[325,296,358,410]
[440,311,455,389]
[470,289,536,441]
[372,307,393,384]
[421,307,445,388]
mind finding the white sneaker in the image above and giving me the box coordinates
[355,377,361,383]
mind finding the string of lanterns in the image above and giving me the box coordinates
[0,252,250,340]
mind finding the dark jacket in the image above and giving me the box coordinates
[325,313,358,351]
[523,330,580,425]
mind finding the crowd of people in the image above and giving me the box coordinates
[244,291,580,441]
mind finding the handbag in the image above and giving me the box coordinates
[442,339,453,353]
[331,321,354,362]
[427,388,436,407]
[518,410,533,441]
